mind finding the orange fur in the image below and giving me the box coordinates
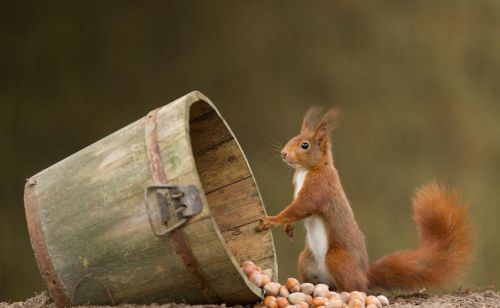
[257,107,472,292]
[368,183,472,290]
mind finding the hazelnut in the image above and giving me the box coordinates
[325,299,344,308]
[240,261,257,276]
[315,284,330,290]
[288,292,307,304]
[268,303,278,308]
[261,274,272,286]
[328,292,339,299]
[348,298,363,308]
[263,296,277,307]
[264,282,281,297]
[358,292,367,302]
[312,296,328,307]
[313,286,330,298]
[279,285,290,298]
[347,292,364,304]
[376,295,389,307]
[297,302,309,308]
[286,278,301,293]
[365,295,381,308]
[305,294,313,304]
[263,268,273,278]
[249,271,263,287]
[300,283,315,295]
[276,297,289,308]
[339,292,349,303]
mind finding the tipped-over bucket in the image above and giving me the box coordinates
[24,91,276,306]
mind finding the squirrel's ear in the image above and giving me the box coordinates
[313,108,341,142]
[301,106,323,133]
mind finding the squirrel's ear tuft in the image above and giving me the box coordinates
[313,107,341,142]
[301,106,323,133]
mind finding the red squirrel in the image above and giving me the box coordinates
[256,107,472,292]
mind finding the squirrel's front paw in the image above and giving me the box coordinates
[256,217,272,232]
[285,224,294,239]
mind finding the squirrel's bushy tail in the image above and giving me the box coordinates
[368,182,472,290]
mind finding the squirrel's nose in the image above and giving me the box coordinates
[280,150,287,159]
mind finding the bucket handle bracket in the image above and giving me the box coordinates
[144,184,202,236]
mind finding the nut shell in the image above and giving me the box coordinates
[261,273,272,286]
[286,278,301,293]
[288,292,307,305]
[315,283,329,290]
[313,287,330,298]
[326,299,344,308]
[297,302,309,308]
[312,297,328,307]
[240,261,257,276]
[305,294,313,304]
[365,295,381,308]
[348,298,363,308]
[377,295,389,307]
[300,283,315,295]
[263,268,273,277]
[339,292,350,303]
[268,302,278,308]
[249,271,263,287]
[328,292,339,299]
[264,296,277,306]
[264,282,281,296]
[276,297,289,308]
[359,292,367,302]
[347,292,364,304]
[279,285,290,298]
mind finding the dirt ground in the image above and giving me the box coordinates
[1,289,498,308]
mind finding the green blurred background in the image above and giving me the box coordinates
[1,1,499,301]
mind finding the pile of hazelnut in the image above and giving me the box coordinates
[240,261,389,308]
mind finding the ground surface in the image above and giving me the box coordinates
[1,289,498,308]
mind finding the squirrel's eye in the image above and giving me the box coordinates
[301,142,309,150]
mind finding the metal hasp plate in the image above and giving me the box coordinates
[145,184,203,236]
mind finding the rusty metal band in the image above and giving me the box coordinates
[24,178,70,307]
[144,109,218,303]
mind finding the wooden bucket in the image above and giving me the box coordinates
[24,91,276,306]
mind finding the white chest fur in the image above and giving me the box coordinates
[294,168,308,198]
[305,215,332,283]
[305,216,329,264]
[294,168,334,284]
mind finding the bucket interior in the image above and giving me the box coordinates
[188,101,276,275]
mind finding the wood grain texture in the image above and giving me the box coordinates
[25,91,276,306]
[190,106,277,280]
[206,177,263,232]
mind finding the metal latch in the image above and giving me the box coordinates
[144,184,203,236]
